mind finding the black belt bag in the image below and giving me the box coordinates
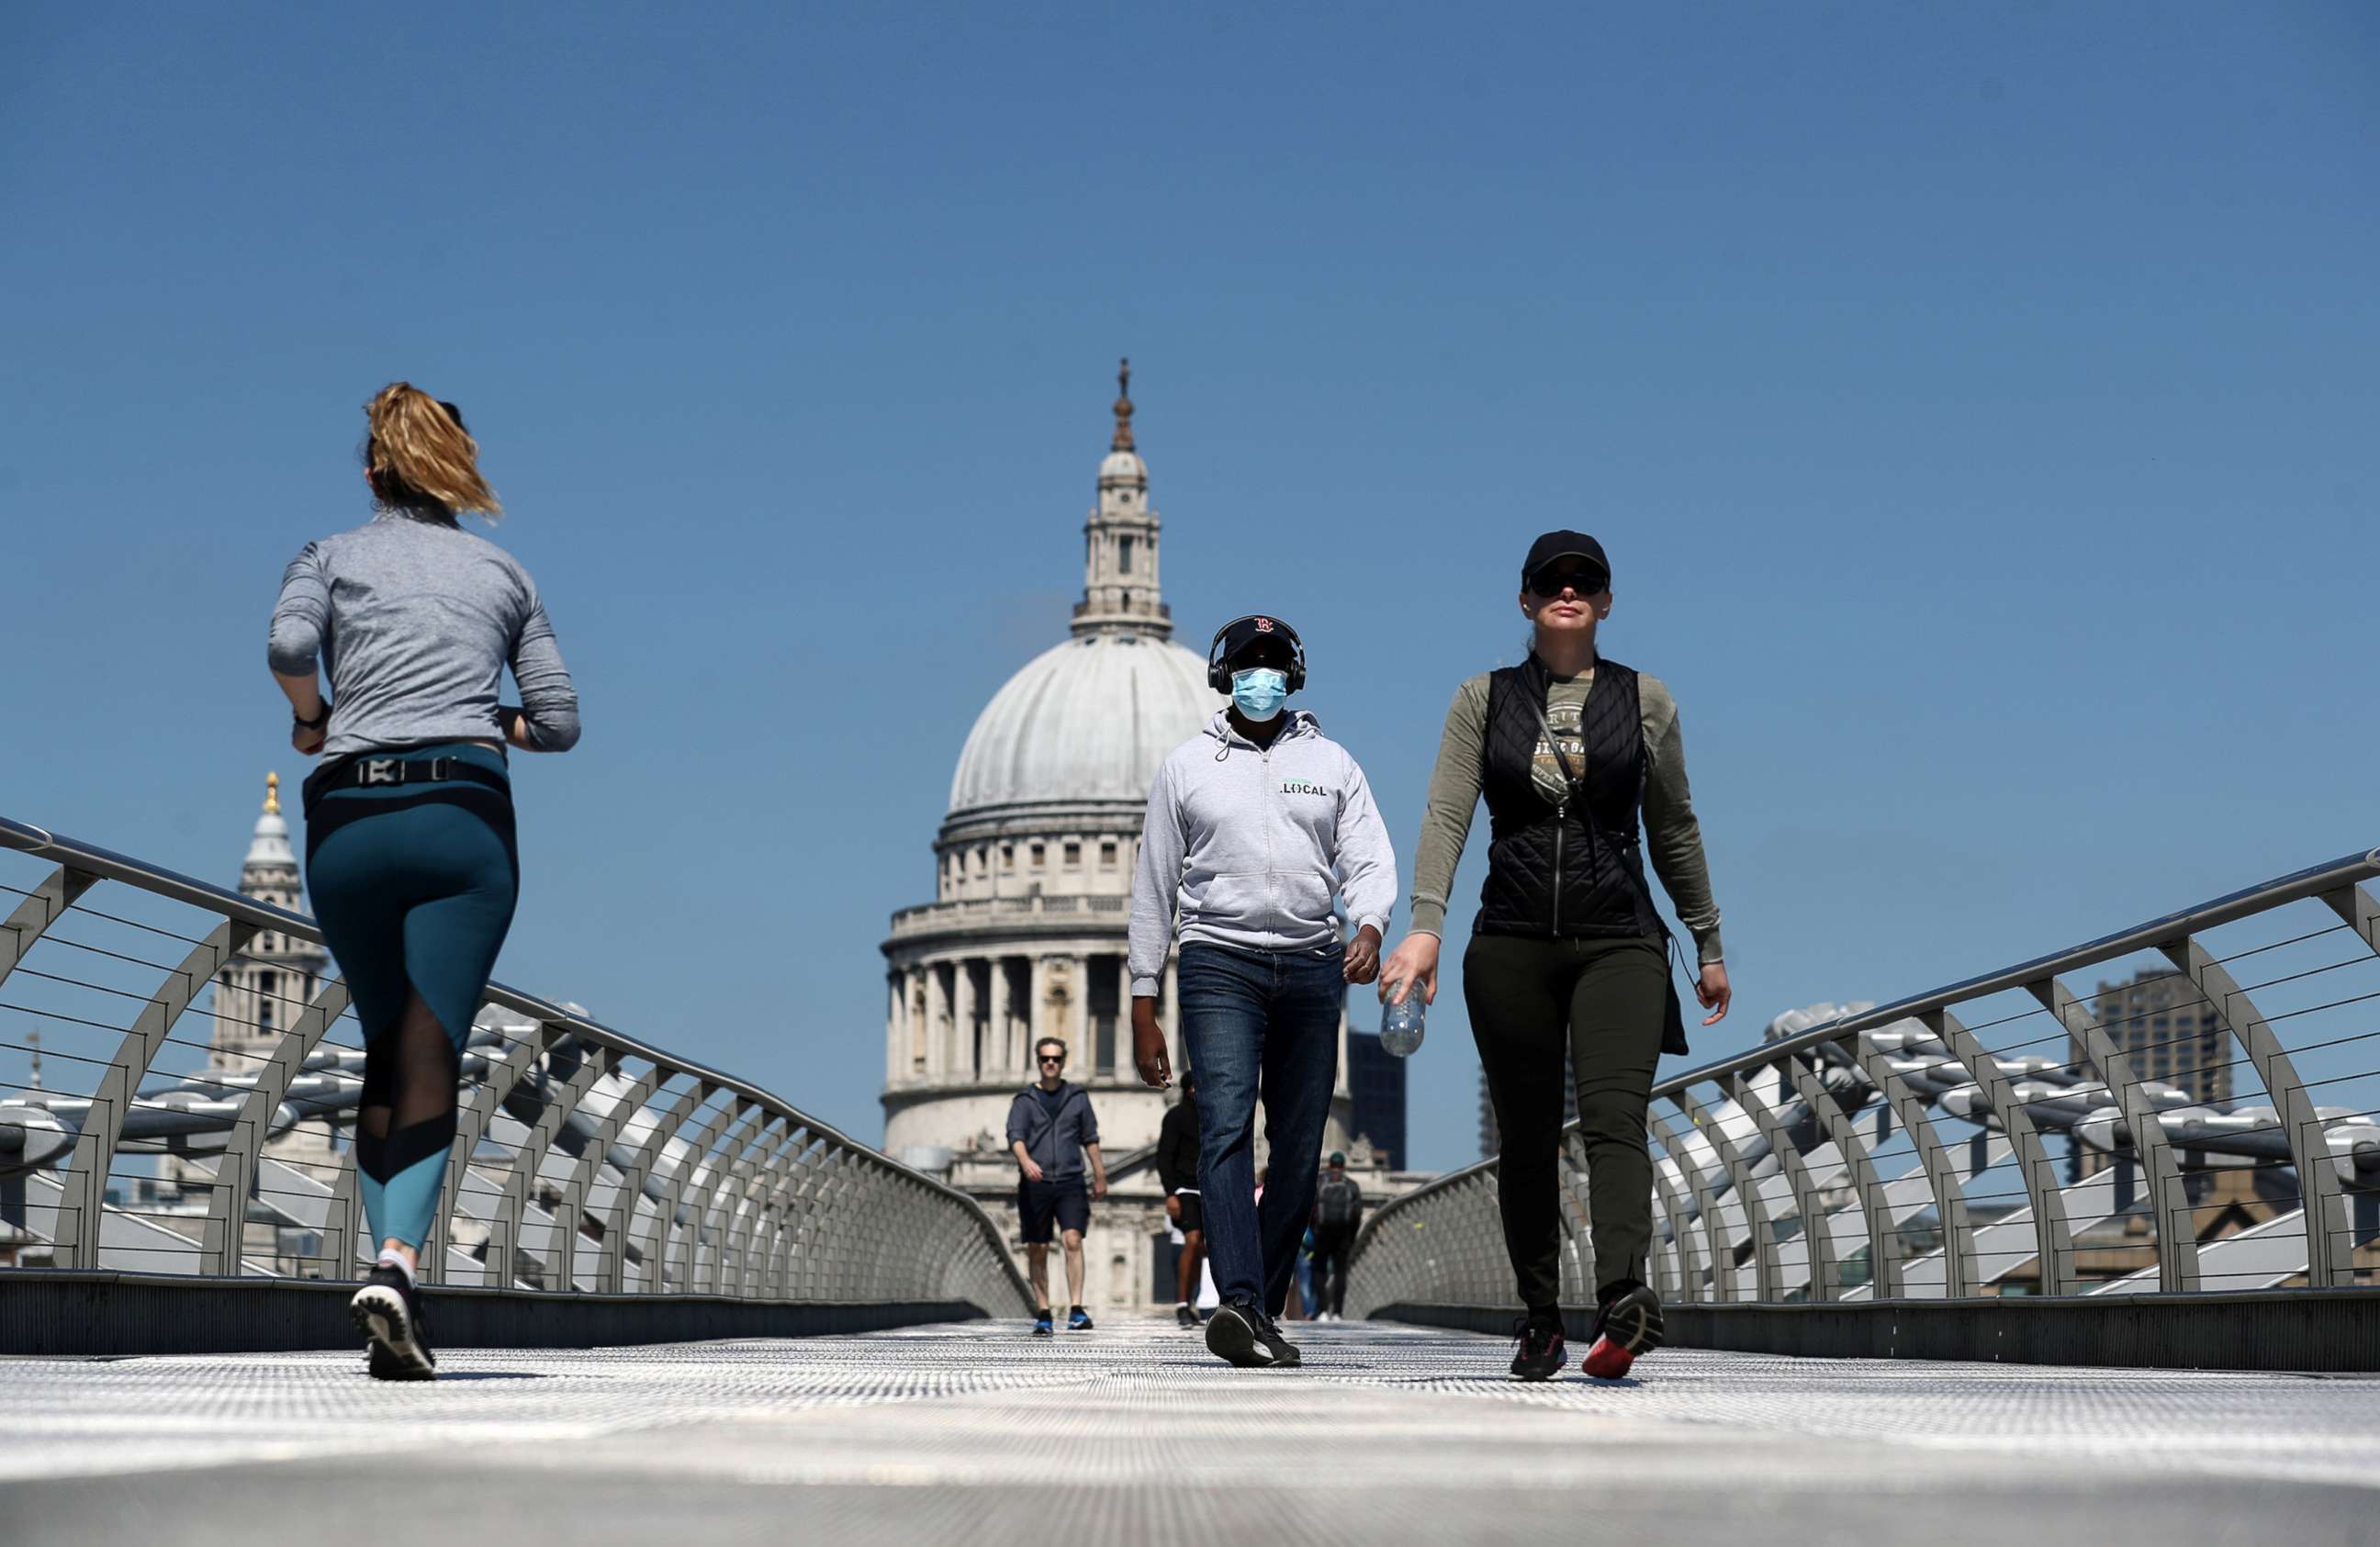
[303,754,511,806]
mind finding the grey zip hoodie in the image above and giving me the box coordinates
[1128,710,1398,996]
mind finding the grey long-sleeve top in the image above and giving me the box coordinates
[1128,710,1398,997]
[268,512,580,759]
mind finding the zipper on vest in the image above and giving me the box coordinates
[1552,799,1566,936]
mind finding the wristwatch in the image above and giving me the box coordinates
[293,701,332,731]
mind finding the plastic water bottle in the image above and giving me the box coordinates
[1380,989,1426,1058]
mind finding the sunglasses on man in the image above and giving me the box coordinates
[1038,1054,1065,1065]
[1528,566,1609,599]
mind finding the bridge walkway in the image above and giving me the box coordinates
[4,1317,2375,1544]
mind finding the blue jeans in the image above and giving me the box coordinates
[1178,939,1344,1315]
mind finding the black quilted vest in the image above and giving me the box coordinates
[1475,655,1661,941]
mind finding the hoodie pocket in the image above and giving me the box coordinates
[1273,869,1335,935]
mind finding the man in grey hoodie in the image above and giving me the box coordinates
[1129,614,1398,1369]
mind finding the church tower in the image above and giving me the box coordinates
[208,774,331,1077]
[1072,360,1171,640]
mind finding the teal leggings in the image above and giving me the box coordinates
[305,745,517,1256]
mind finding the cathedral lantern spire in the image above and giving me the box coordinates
[1072,356,1172,640]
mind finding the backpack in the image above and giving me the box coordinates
[1318,1177,1359,1228]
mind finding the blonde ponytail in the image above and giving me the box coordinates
[365,382,502,520]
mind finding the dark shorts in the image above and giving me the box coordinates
[1173,1191,1204,1236]
[1018,1177,1090,1244]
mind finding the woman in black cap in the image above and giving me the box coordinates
[1378,531,1729,1382]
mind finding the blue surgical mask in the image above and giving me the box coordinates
[1231,667,1289,721]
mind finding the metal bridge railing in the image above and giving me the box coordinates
[0,816,1033,1318]
[1351,847,2380,1318]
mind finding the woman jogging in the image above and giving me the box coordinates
[1378,531,1728,1383]
[268,383,580,1379]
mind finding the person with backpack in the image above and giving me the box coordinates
[1378,531,1730,1383]
[1128,613,1398,1370]
[1309,1150,1364,1320]
[270,383,581,1380]
[1006,1037,1107,1336]
[1155,1069,1206,1328]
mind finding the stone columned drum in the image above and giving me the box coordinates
[882,364,1357,1314]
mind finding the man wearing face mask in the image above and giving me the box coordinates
[1128,614,1398,1370]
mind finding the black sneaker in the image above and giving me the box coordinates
[1068,1307,1095,1331]
[1583,1282,1665,1379]
[1031,1310,1054,1338]
[1175,1303,1200,1328]
[1509,1314,1567,1382]
[1246,1304,1302,1367]
[351,1265,436,1381]
[1204,1302,1279,1367]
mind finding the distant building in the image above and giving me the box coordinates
[1345,1030,1407,1170]
[2068,970,2232,1180]
[163,776,342,1192]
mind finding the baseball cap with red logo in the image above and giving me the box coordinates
[1207,613,1307,692]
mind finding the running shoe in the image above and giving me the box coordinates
[1248,1304,1302,1367]
[1175,1303,1200,1328]
[1582,1282,1664,1379]
[1068,1308,1095,1331]
[1204,1302,1279,1368]
[1032,1311,1054,1338]
[350,1264,436,1382]
[1509,1314,1567,1382]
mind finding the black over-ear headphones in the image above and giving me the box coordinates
[1207,614,1308,694]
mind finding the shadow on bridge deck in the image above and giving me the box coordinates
[4,1317,2374,1545]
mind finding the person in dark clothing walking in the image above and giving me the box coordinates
[1380,531,1730,1383]
[1308,1150,1363,1320]
[272,383,580,1381]
[1155,1071,1205,1328]
[1006,1037,1107,1335]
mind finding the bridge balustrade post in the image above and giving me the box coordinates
[1852,1037,1976,1297]
[0,866,96,990]
[205,975,351,1275]
[1647,1107,1729,1303]
[59,919,253,1270]
[2031,977,2198,1294]
[1787,1050,1903,1299]
[1672,1088,1778,1302]
[644,1094,751,1294]
[1732,1063,1837,1301]
[548,1060,666,1294]
[726,1121,805,1297]
[2164,936,2348,1286]
[428,1016,549,1287]
[484,1031,611,1291]
[1926,1009,2077,1296]
[1649,1149,1702,1302]
[684,1104,776,1294]
[603,1078,712,1293]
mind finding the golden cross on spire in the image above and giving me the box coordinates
[1111,356,1135,453]
[264,771,281,816]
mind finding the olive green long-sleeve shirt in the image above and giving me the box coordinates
[1407,664,1724,964]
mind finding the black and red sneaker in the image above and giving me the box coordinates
[1509,1314,1567,1382]
[1582,1282,1663,1380]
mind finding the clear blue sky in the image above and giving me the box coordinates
[4,3,2375,1171]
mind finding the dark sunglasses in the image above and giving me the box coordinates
[1038,1054,1065,1064]
[1528,566,1608,599]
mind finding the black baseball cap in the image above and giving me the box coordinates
[1521,531,1611,589]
